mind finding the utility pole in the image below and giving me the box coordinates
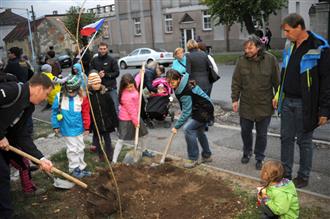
[30,5,40,66]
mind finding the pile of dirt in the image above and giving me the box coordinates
[84,163,243,218]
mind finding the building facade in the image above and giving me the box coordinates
[91,0,324,55]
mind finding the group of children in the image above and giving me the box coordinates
[41,61,299,218]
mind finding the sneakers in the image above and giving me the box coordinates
[24,188,46,197]
[201,156,213,163]
[241,154,251,164]
[255,160,263,170]
[142,150,155,158]
[72,167,92,178]
[293,176,309,188]
[183,160,198,169]
[145,119,154,129]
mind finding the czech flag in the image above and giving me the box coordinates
[80,18,105,37]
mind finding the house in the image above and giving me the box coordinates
[3,14,76,64]
[0,9,26,60]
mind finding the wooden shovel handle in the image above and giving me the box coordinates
[160,133,176,164]
[8,145,88,189]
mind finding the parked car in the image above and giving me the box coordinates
[57,54,72,68]
[118,48,174,69]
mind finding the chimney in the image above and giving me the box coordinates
[53,10,58,15]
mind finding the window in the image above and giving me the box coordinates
[140,49,151,54]
[164,14,173,33]
[129,49,140,56]
[202,10,212,31]
[133,18,141,35]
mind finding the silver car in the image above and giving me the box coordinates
[118,48,174,69]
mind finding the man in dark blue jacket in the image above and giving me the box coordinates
[273,13,330,188]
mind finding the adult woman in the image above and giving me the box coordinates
[185,39,212,96]
[171,47,186,75]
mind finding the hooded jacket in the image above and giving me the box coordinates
[42,72,61,105]
[72,63,86,90]
[90,53,119,90]
[275,31,330,132]
[262,179,299,219]
[174,73,214,129]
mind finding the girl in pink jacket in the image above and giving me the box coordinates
[112,73,148,163]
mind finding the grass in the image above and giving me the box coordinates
[213,49,283,65]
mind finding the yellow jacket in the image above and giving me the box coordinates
[42,72,61,105]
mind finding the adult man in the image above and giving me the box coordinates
[0,74,53,218]
[231,36,279,170]
[4,47,33,83]
[90,42,119,113]
[274,13,330,188]
[46,50,61,77]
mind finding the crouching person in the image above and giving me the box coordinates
[166,69,214,168]
[51,76,91,178]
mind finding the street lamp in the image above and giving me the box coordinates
[0,7,35,67]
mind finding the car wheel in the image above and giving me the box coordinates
[120,61,127,69]
[147,59,153,64]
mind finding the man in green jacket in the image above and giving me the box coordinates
[231,36,280,170]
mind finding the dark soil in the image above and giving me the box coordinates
[84,163,243,219]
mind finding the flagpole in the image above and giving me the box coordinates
[80,30,98,60]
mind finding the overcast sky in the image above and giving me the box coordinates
[0,0,114,18]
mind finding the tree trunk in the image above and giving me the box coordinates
[225,25,230,52]
[242,13,255,34]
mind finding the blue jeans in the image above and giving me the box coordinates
[183,118,212,161]
[240,116,271,161]
[281,97,314,180]
[108,89,119,115]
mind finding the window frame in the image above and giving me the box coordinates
[133,17,142,36]
[202,10,212,31]
[164,14,173,33]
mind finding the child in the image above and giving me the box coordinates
[88,71,118,162]
[51,75,92,178]
[41,64,63,108]
[166,69,214,168]
[258,160,299,219]
[112,73,148,163]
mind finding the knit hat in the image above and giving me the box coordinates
[88,72,101,85]
[65,75,81,92]
[41,64,52,73]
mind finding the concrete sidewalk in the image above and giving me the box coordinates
[140,121,330,198]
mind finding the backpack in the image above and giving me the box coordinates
[0,73,22,109]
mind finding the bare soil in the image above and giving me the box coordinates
[85,162,242,218]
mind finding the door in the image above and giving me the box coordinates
[183,28,195,51]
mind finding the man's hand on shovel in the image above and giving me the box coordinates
[39,158,53,173]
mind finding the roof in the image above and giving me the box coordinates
[0,9,26,26]
[3,18,44,42]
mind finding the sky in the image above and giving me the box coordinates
[0,0,114,19]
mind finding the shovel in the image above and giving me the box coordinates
[151,132,176,167]
[45,172,75,189]
[123,62,146,164]
[8,145,110,200]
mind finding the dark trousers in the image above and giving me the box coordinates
[92,132,113,161]
[260,203,279,219]
[0,151,13,219]
[240,117,271,161]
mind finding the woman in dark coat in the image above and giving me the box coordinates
[185,39,212,96]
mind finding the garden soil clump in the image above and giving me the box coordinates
[85,163,243,218]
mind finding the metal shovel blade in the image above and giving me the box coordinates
[123,149,143,164]
[53,177,75,189]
